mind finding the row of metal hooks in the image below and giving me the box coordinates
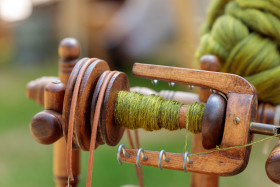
[117,144,191,172]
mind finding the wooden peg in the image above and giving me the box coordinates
[44,80,65,113]
[26,76,58,106]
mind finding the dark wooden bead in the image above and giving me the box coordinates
[202,93,226,149]
[266,140,280,184]
[30,110,63,145]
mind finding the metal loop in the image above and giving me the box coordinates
[136,148,148,168]
[67,176,71,187]
[158,150,169,170]
[117,144,130,165]
[183,152,190,173]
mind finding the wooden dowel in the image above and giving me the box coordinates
[192,55,220,187]
[26,76,58,106]
[53,38,80,187]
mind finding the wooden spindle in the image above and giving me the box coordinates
[191,55,221,187]
[54,38,80,187]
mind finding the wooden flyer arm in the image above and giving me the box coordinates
[131,62,257,176]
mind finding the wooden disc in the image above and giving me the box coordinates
[90,71,110,146]
[202,93,226,149]
[101,72,130,146]
[74,59,110,151]
[63,58,88,148]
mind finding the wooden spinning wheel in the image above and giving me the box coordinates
[27,38,280,187]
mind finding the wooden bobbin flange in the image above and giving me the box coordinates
[63,58,110,150]
[61,57,129,151]
[101,71,129,146]
[202,93,226,149]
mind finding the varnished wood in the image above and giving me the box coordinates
[132,63,256,95]
[44,81,65,113]
[91,71,110,146]
[101,71,129,146]
[62,58,88,147]
[192,55,221,187]
[54,38,81,187]
[257,103,277,125]
[120,148,244,175]
[266,140,280,184]
[131,62,257,176]
[30,80,66,145]
[59,38,80,84]
[199,55,221,103]
[30,110,63,144]
[202,94,226,149]
[74,59,110,150]
[26,76,58,105]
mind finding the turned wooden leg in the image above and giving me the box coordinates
[191,55,220,187]
[53,38,81,187]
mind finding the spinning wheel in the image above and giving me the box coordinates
[27,38,280,187]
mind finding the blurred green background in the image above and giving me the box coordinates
[0,0,278,187]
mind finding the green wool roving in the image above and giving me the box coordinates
[114,91,205,133]
[196,0,280,104]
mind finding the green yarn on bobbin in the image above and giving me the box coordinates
[196,0,280,104]
[114,91,205,133]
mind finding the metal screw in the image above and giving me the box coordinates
[168,82,175,87]
[233,117,240,124]
[189,85,194,89]
[151,79,158,85]
[52,80,61,84]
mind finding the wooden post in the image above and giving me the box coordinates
[191,55,221,187]
[53,38,81,187]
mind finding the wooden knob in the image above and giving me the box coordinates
[266,140,280,184]
[30,110,63,145]
[200,55,221,72]
[58,38,80,60]
[202,93,226,149]
[44,80,65,113]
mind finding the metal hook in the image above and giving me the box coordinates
[136,148,148,168]
[168,82,175,87]
[67,176,71,187]
[151,79,158,85]
[183,152,190,173]
[158,150,169,170]
[117,144,130,165]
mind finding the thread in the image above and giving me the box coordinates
[190,133,280,157]
[196,0,280,104]
[114,91,205,133]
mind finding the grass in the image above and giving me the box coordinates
[0,63,278,186]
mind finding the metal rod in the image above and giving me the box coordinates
[250,122,280,136]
